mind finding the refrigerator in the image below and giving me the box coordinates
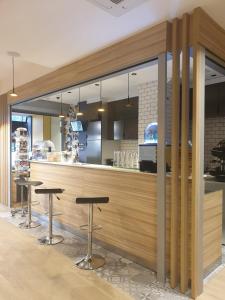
[79,121,102,164]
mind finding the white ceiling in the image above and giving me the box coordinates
[1,0,225,95]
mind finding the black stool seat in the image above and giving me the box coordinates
[76,197,109,204]
[16,180,43,187]
[35,188,64,194]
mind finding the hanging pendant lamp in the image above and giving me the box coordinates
[98,81,105,112]
[58,94,65,118]
[76,88,84,117]
[125,73,132,108]
[8,51,20,97]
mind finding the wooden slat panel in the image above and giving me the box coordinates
[43,116,51,140]
[170,18,181,289]
[7,22,169,104]
[0,94,10,206]
[192,7,225,62]
[31,163,159,270]
[191,45,205,299]
[28,162,222,279]
[180,13,190,293]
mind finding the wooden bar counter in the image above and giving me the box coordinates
[29,161,222,275]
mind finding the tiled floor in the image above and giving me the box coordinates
[0,206,224,300]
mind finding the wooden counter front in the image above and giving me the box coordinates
[29,162,222,274]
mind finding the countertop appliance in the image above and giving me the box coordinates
[209,139,225,181]
[139,143,171,173]
[78,121,101,164]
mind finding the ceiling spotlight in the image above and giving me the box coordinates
[8,51,20,97]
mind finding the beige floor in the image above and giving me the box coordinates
[197,267,225,300]
[0,218,132,300]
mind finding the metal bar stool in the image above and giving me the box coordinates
[11,177,27,217]
[75,197,109,270]
[35,188,64,245]
[17,179,43,229]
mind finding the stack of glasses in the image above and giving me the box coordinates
[113,151,139,169]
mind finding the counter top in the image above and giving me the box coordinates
[30,160,155,175]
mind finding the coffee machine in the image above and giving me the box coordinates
[210,139,225,181]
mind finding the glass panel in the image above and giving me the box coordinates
[11,59,161,173]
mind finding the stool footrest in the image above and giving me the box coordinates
[44,211,63,217]
[80,224,102,231]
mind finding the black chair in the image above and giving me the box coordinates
[35,188,64,245]
[75,197,109,270]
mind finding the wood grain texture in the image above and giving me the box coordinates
[7,22,169,104]
[0,215,132,300]
[203,191,222,272]
[43,116,51,140]
[197,264,225,300]
[192,7,225,62]
[191,45,205,299]
[0,94,10,206]
[29,162,222,276]
[180,13,190,294]
[170,18,181,289]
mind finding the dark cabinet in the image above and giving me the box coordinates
[113,118,138,140]
[107,97,138,140]
[205,84,220,118]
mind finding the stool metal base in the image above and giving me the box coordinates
[75,254,105,270]
[19,220,41,229]
[38,235,64,245]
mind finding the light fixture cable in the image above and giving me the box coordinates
[98,81,105,112]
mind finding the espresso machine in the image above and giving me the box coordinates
[210,139,225,181]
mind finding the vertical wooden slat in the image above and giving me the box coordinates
[0,94,10,206]
[180,13,190,293]
[191,45,205,299]
[170,18,181,288]
[43,116,51,140]
[157,53,167,283]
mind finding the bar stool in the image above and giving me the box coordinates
[75,197,109,270]
[11,176,27,217]
[35,188,64,245]
[18,179,43,229]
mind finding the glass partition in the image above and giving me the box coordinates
[11,59,163,173]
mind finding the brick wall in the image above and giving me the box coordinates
[138,81,172,145]
[120,140,138,152]
[205,117,225,170]
[138,81,158,145]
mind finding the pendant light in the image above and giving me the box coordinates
[125,73,132,108]
[98,81,105,112]
[8,51,20,97]
[76,88,84,117]
[59,93,65,118]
